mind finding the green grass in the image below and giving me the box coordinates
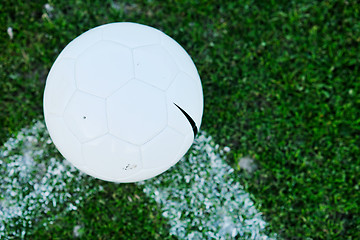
[1,0,360,239]
[30,182,175,239]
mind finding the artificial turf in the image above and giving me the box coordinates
[1,0,359,239]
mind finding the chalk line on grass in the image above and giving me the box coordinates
[0,121,275,239]
[140,133,276,240]
[0,121,101,239]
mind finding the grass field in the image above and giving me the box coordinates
[1,0,360,239]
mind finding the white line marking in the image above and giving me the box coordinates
[139,133,276,239]
[0,121,102,239]
[0,121,276,239]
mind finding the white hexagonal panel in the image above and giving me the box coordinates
[107,79,167,145]
[44,114,84,167]
[75,41,133,98]
[43,58,76,116]
[161,34,201,85]
[64,91,108,142]
[141,127,185,169]
[134,45,178,91]
[82,135,141,181]
[102,22,160,48]
[167,72,203,128]
[60,26,103,59]
[175,132,194,165]
[121,166,170,182]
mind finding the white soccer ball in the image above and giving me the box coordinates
[43,22,203,182]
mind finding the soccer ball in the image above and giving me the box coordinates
[43,22,203,183]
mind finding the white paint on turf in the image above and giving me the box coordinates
[0,121,102,239]
[140,133,276,240]
[0,121,275,239]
